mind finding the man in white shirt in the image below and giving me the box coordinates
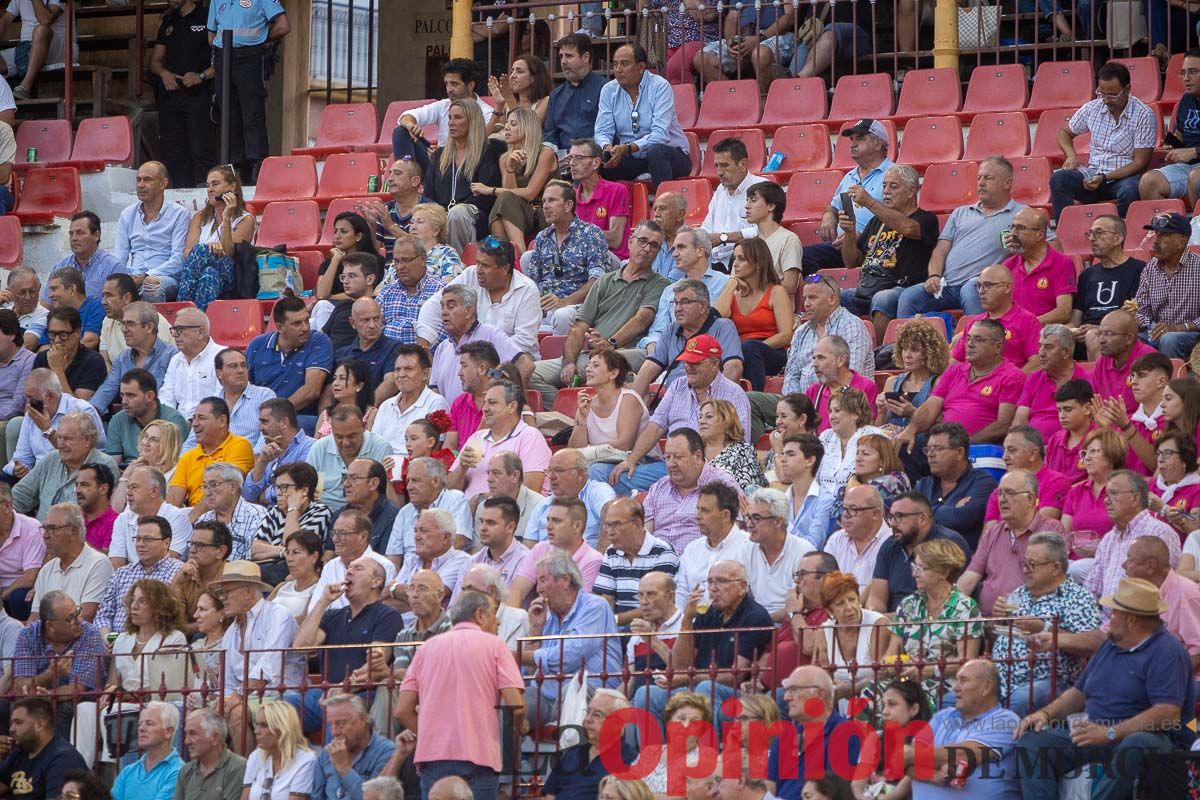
[29,502,112,623]
[108,465,193,567]
[159,307,223,420]
[676,482,748,609]
[308,507,396,614]
[0,267,47,350]
[742,487,808,621]
[387,458,475,568]
[386,508,472,624]
[391,57,493,168]
[458,563,529,656]
[702,137,764,266]
[823,484,891,596]
[414,254,542,356]
[370,346,449,457]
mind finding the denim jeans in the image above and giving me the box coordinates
[418,760,499,800]
[140,275,179,303]
[589,460,667,497]
[896,277,982,318]
[0,185,12,216]
[1049,168,1142,222]
[1141,331,1200,359]
[1015,726,1175,800]
[598,144,691,190]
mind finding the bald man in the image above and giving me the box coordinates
[113,161,192,302]
[949,264,1044,371]
[160,307,225,420]
[428,776,473,800]
[1111,536,1200,674]
[1091,309,1158,413]
[1002,207,1077,325]
[769,666,860,800]
[335,297,402,388]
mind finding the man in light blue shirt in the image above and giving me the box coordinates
[309,407,391,515]
[386,457,474,564]
[593,43,690,189]
[242,397,313,503]
[90,301,177,413]
[642,226,730,347]
[8,369,105,478]
[181,348,274,452]
[111,701,184,800]
[312,693,396,800]
[524,449,616,548]
[47,211,124,302]
[112,162,191,302]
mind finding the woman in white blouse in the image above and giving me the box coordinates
[816,389,884,497]
[243,700,317,800]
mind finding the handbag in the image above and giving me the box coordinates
[256,250,303,299]
[958,1,1000,49]
[1105,0,1147,49]
[796,4,830,47]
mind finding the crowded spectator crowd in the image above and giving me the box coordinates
[7,11,1200,800]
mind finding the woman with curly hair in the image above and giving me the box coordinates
[698,398,767,494]
[874,319,950,428]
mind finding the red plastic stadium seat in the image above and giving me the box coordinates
[657,179,712,225]
[315,196,373,248]
[1026,61,1094,118]
[787,220,824,245]
[0,217,21,266]
[372,99,438,153]
[1161,53,1186,113]
[826,73,894,127]
[153,301,196,327]
[1031,108,1090,165]
[540,335,566,359]
[673,83,698,129]
[14,119,71,172]
[964,112,1030,160]
[255,200,321,249]
[1010,157,1052,208]
[892,68,962,124]
[759,78,828,134]
[313,154,388,208]
[833,120,898,169]
[701,128,766,182]
[685,131,702,176]
[690,80,761,138]
[765,376,785,394]
[766,125,832,179]
[897,115,963,171]
[622,181,649,225]
[294,103,379,158]
[295,250,323,292]
[958,64,1028,120]
[1110,57,1161,102]
[783,170,842,223]
[13,166,81,225]
[524,390,543,413]
[247,156,318,212]
[66,117,133,172]
[918,161,979,213]
[461,242,479,267]
[1057,203,1117,257]
[206,300,265,349]
[1124,199,1187,237]
[552,388,582,419]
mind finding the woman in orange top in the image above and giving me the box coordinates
[713,236,794,390]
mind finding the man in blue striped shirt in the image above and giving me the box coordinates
[593,498,679,625]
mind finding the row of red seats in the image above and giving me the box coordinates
[11,116,133,174]
[291,96,501,159]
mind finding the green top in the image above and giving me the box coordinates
[172,748,247,800]
[11,447,120,520]
[577,267,671,339]
[103,401,189,464]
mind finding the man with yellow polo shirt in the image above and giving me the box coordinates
[167,396,255,514]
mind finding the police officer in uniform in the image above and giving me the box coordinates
[207,0,289,181]
[150,0,216,188]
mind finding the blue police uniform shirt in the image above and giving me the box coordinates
[207,0,286,47]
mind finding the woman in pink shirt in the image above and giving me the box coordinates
[1148,432,1200,542]
[1062,429,1126,553]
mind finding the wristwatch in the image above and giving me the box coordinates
[719,233,729,244]
[1106,726,1117,742]
[608,337,618,347]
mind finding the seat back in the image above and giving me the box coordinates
[783,170,843,223]
[769,125,832,174]
[0,217,21,267]
[893,67,962,121]
[1124,199,1188,237]
[1110,57,1162,102]
[15,120,71,168]
[918,161,979,213]
[960,64,1028,116]
[319,197,374,246]
[1010,156,1052,207]
[69,117,133,169]
[897,115,964,168]
[316,153,384,202]
[13,167,82,222]
[692,80,761,134]
[673,83,698,129]
[701,128,767,179]
[1032,108,1090,164]
[248,156,318,209]
[295,250,323,291]
[964,111,1030,159]
[656,179,712,225]
[1162,53,1187,109]
[827,73,894,123]
[684,130,702,176]
[153,301,197,327]
[760,77,828,132]
[206,300,265,349]
[1057,203,1118,256]
[378,99,438,146]
[255,200,322,248]
[311,103,378,149]
[1027,60,1094,114]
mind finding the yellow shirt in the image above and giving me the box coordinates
[170,432,256,505]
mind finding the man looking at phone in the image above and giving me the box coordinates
[242,398,311,504]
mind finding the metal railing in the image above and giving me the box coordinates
[311,0,379,101]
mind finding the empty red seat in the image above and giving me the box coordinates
[892,67,962,124]
[759,78,827,134]
[313,154,388,208]
[832,119,898,169]
[1010,157,1052,208]
[1161,53,1187,113]
[552,388,582,419]
[1110,57,1161,102]
[918,161,978,213]
[787,220,824,245]
[766,125,832,179]
[66,117,133,172]
[783,170,842,223]
[255,200,321,249]
[540,335,566,359]
[827,73,894,127]
[13,166,81,225]
[371,99,437,153]
[673,83,698,129]
[206,300,265,349]
[153,301,196,326]
[690,80,761,138]
[1124,198,1188,237]
[295,250,323,291]
[1026,61,1094,118]
[817,268,859,290]
[623,181,649,225]
[0,217,21,267]
[1031,108,1090,165]
[247,156,318,212]
[700,128,766,182]
[1056,203,1117,257]
[958,64,1028,120]
[656,179,712,225]
[964,112,1030,160]
[14,120,71,172]
[897,115,963,170]
[684,131,702,176]
[293,103,379,158]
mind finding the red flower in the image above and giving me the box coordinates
[426,410,452,434]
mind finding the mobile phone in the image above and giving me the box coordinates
[1165,131,1185,149]
[28,400,43,413]
[839,192,854,214]
[884,390,913,402]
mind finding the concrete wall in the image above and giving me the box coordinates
[380,0,453,113]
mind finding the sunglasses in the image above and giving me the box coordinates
[631,109,640,133]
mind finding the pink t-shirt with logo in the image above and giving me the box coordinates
[931,360,1024,435]
[1045,426,1092,484]
[951,305,1042,368]
[1006,248,1078,319]
[1092,340,1158,413]
[984,465,1072,521]
[1062,479,1110,535]
[576,178,632,259]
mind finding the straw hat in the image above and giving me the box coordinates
[1098,577,1168,617]
[209,561,272,593]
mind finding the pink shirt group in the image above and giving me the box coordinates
[513,540,604,591]
[951,305,1042,368]
[1092,340,1157,413]
[805,371,880,432]
[1016,363,1092,444]
[1006,248,1078,319]
[1045,426,1092,484]
[984,464,1071,522]
[575,178,632,259]
[454,422,552,498]
[931,360,1024,436]
[1062,479,1111,535]
[0,512,45,584]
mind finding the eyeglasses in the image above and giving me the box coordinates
[997,489,1034,499]
[119,320,149,329]
[632,235,661,251]
[793,569,829,581]
[331,530,361,539]
[601,518,635,529]
[550,246,564,279]
[706,577,744,586]
[262,777,275,796]
[804,274,838,293]
[1157,448,1181,459]
[46,329,74,341]
[478,234,510,259]
[745,513,778,525]
[630,109,640,133]
[887,509,925,521]
[974,281,1011,292]
[42,523,75,534]
[782,684,823,695]
[342,474,371,484]
[1095,88,1127,100]
[133,536,166,544]
[169,325,201,336]
[1007,224,1041,234]
[201,480,232,492]
[1021,559,1055,570]
[1084,228,1119,240]
[841,505,878,517]
[922,445,950,455]
[274,482,297,492]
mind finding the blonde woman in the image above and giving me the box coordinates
[698,399,766,494]
[243,700,317,800]
[473,106,557,257]
[178,165,257,310]
[599,776,656,800]
[112,420,182,511]
[378,206,462,288]
[425,98,505,251]
[643,692,712,798]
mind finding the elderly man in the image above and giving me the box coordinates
[245,296,334,421]
[521,551,622,724]
[525,448,615,548]
[983,427,1071,523]
[428,285,527,400]
[182,348,274,452]
[243,398,313,504]
[508,498,604,606]
[633,281,744,394]
[361,158,428,260]
[449,380,549,499]
[1133,211,1200,358]
[867,491,970,613]
[469,452,541,545]
[569,138,631,259]
[642,428,740,552]
[650,192,689,279]
[386,509,470,618]
[98,274,172,366]
[525,180,611,334]
[1091,309,1157,413]
[168,397,254,508]
[390,569,452,681]
[313,694,396,800]
[159,307,224,420]
[0,267,46,350]
[1015,576,1196,800]
[13,411,116,522]
[0,482,41,619]
[837,164,939,341]
[89,301,178,413]
[1115,535,1200,674]
[460,562,529,652]
[643,226,731,349]
[782,277,874,396]
[309,404,390,515]
[193,464,266,560]
[911,422,998,549]
[594,498,679,623]
[543,34,606,151]
[959,470,1067,616]
[370,346,448,457]
[6,369,104,481]
[109,466,192,566]
[948,264,1042,370]
[386,458,473,566]
[176,709,246,800]
[700,138,765,266]
[823,484,891,595]
[606,337,748,495]
[542,689,637,799]
[1072,216,1145,360]
[1050,62,1155,221]
[1004,208,1077,325]
[95,515,184,633]
[740,488,808,622]
[310,509,396,614]
[677,483,748,609]
[30,503,111,623]
[0,697,87,800]
[33,307,105,399]
[1012,326,1091,443]
[768,666,860,800]
[376,237,446,347]
[170,520,231,631]
[803,335,879,431]
[103,369,188,465]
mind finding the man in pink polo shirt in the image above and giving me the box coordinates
[506,497,603,606]
[396,589,525,798]
[1004,207,1077,325]
[950,264,1042,370]
[570,139,631,259]
[804,335,878,432]
[897,317,1023,451]
[984,426,1071,522]
[1091,309,1157,413]
[1044,378,1095,483]
[1013,324,1092,444]
[0,482,46,620]
[448,379,551,499]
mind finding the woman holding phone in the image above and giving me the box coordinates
[177,166,256,310]
[874,319,949,428]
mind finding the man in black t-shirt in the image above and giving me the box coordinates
[149,0,216,188]
[0,697,86,800]
[1071,213,1145,360]
[1139,47,1200,202]
[837,164,940,344]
